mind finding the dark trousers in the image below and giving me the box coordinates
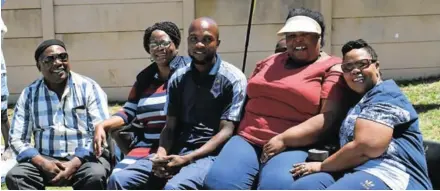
[6,155,111,190]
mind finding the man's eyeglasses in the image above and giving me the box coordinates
[341,59,376,73]
[149,40,172,50]
[41,52,69,65]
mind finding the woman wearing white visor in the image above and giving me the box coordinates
[204,8,352,190]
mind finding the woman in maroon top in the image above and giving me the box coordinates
[204,8,350,190]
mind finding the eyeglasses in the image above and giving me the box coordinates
[341,59,376,73]
[149,40,172,50]
[41,52,69,65]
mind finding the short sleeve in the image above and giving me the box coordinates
[321,64,347,101]
[221,78,247,122]
[250,60,266,79]
[358,102,411,128]
[165,74,181,117]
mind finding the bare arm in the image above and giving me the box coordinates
[279,98,344,147]
[98,116,125,132]
[278,64,349,147]
[95,81,143,156]
[98,116,128,154]
[262,64,350,160]
[183,75,246,160]
[157,116,179,157]
[320,118,392,172]
[184,120,235,161]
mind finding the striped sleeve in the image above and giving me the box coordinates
[221,76,247,122]
[114,81,139,124]
[75,81,109,159]
[10,88,39,162]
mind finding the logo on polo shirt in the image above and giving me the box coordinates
[210,78,222,98]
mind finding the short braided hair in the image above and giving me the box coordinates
[143,21,181,53]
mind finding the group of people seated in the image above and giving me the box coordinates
[4,7,433,190]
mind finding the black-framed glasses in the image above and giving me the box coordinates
[341,59,376,73]
[149,40,172,50]
[41,52,69,65]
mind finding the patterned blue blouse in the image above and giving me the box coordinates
[339,80,432,190]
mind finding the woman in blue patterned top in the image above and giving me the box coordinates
[290,39,432,190]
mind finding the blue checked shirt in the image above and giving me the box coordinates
[9,71,109,162]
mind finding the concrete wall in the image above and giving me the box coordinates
[2,0,439,102]
[329,0,440,79]
[195,0,321,76]
[3,0,194,102]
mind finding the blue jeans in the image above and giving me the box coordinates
[291,171,390,190]
[108,150,215,190]
[203,135,308,189]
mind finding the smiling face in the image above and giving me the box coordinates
[149,29,177,66]
[187,18,220,65]
[285,32,321,63]
[38,45,70,85]
[342,48,381,95]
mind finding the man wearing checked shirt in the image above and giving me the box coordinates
[5,39,111,190]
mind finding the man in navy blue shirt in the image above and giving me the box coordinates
[107,17,247,190]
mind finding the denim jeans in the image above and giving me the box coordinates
[108,149,215,190]
[291,171,390,190]
[203,135,308,189]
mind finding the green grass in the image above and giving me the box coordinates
[397,76,440,141]
[1,77,439,189]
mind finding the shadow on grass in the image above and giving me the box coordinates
[395,75,440,87]
[413,104,440,114]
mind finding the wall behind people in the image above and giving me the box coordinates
[2,0,194,103]
[2,0,439,103]
[329,0,440,79]
[196,0,321,76]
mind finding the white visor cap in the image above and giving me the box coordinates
[277,16,321,35]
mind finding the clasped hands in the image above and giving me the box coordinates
[150,154,192,179]
[39,157,81,186]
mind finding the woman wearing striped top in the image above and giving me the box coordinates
[93,21,190,166]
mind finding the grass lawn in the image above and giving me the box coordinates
[1,76,439,190]
[398,76,440,141]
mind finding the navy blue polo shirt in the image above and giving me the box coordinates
[166,54,247,149]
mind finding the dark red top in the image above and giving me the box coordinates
[238,52,345,146]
